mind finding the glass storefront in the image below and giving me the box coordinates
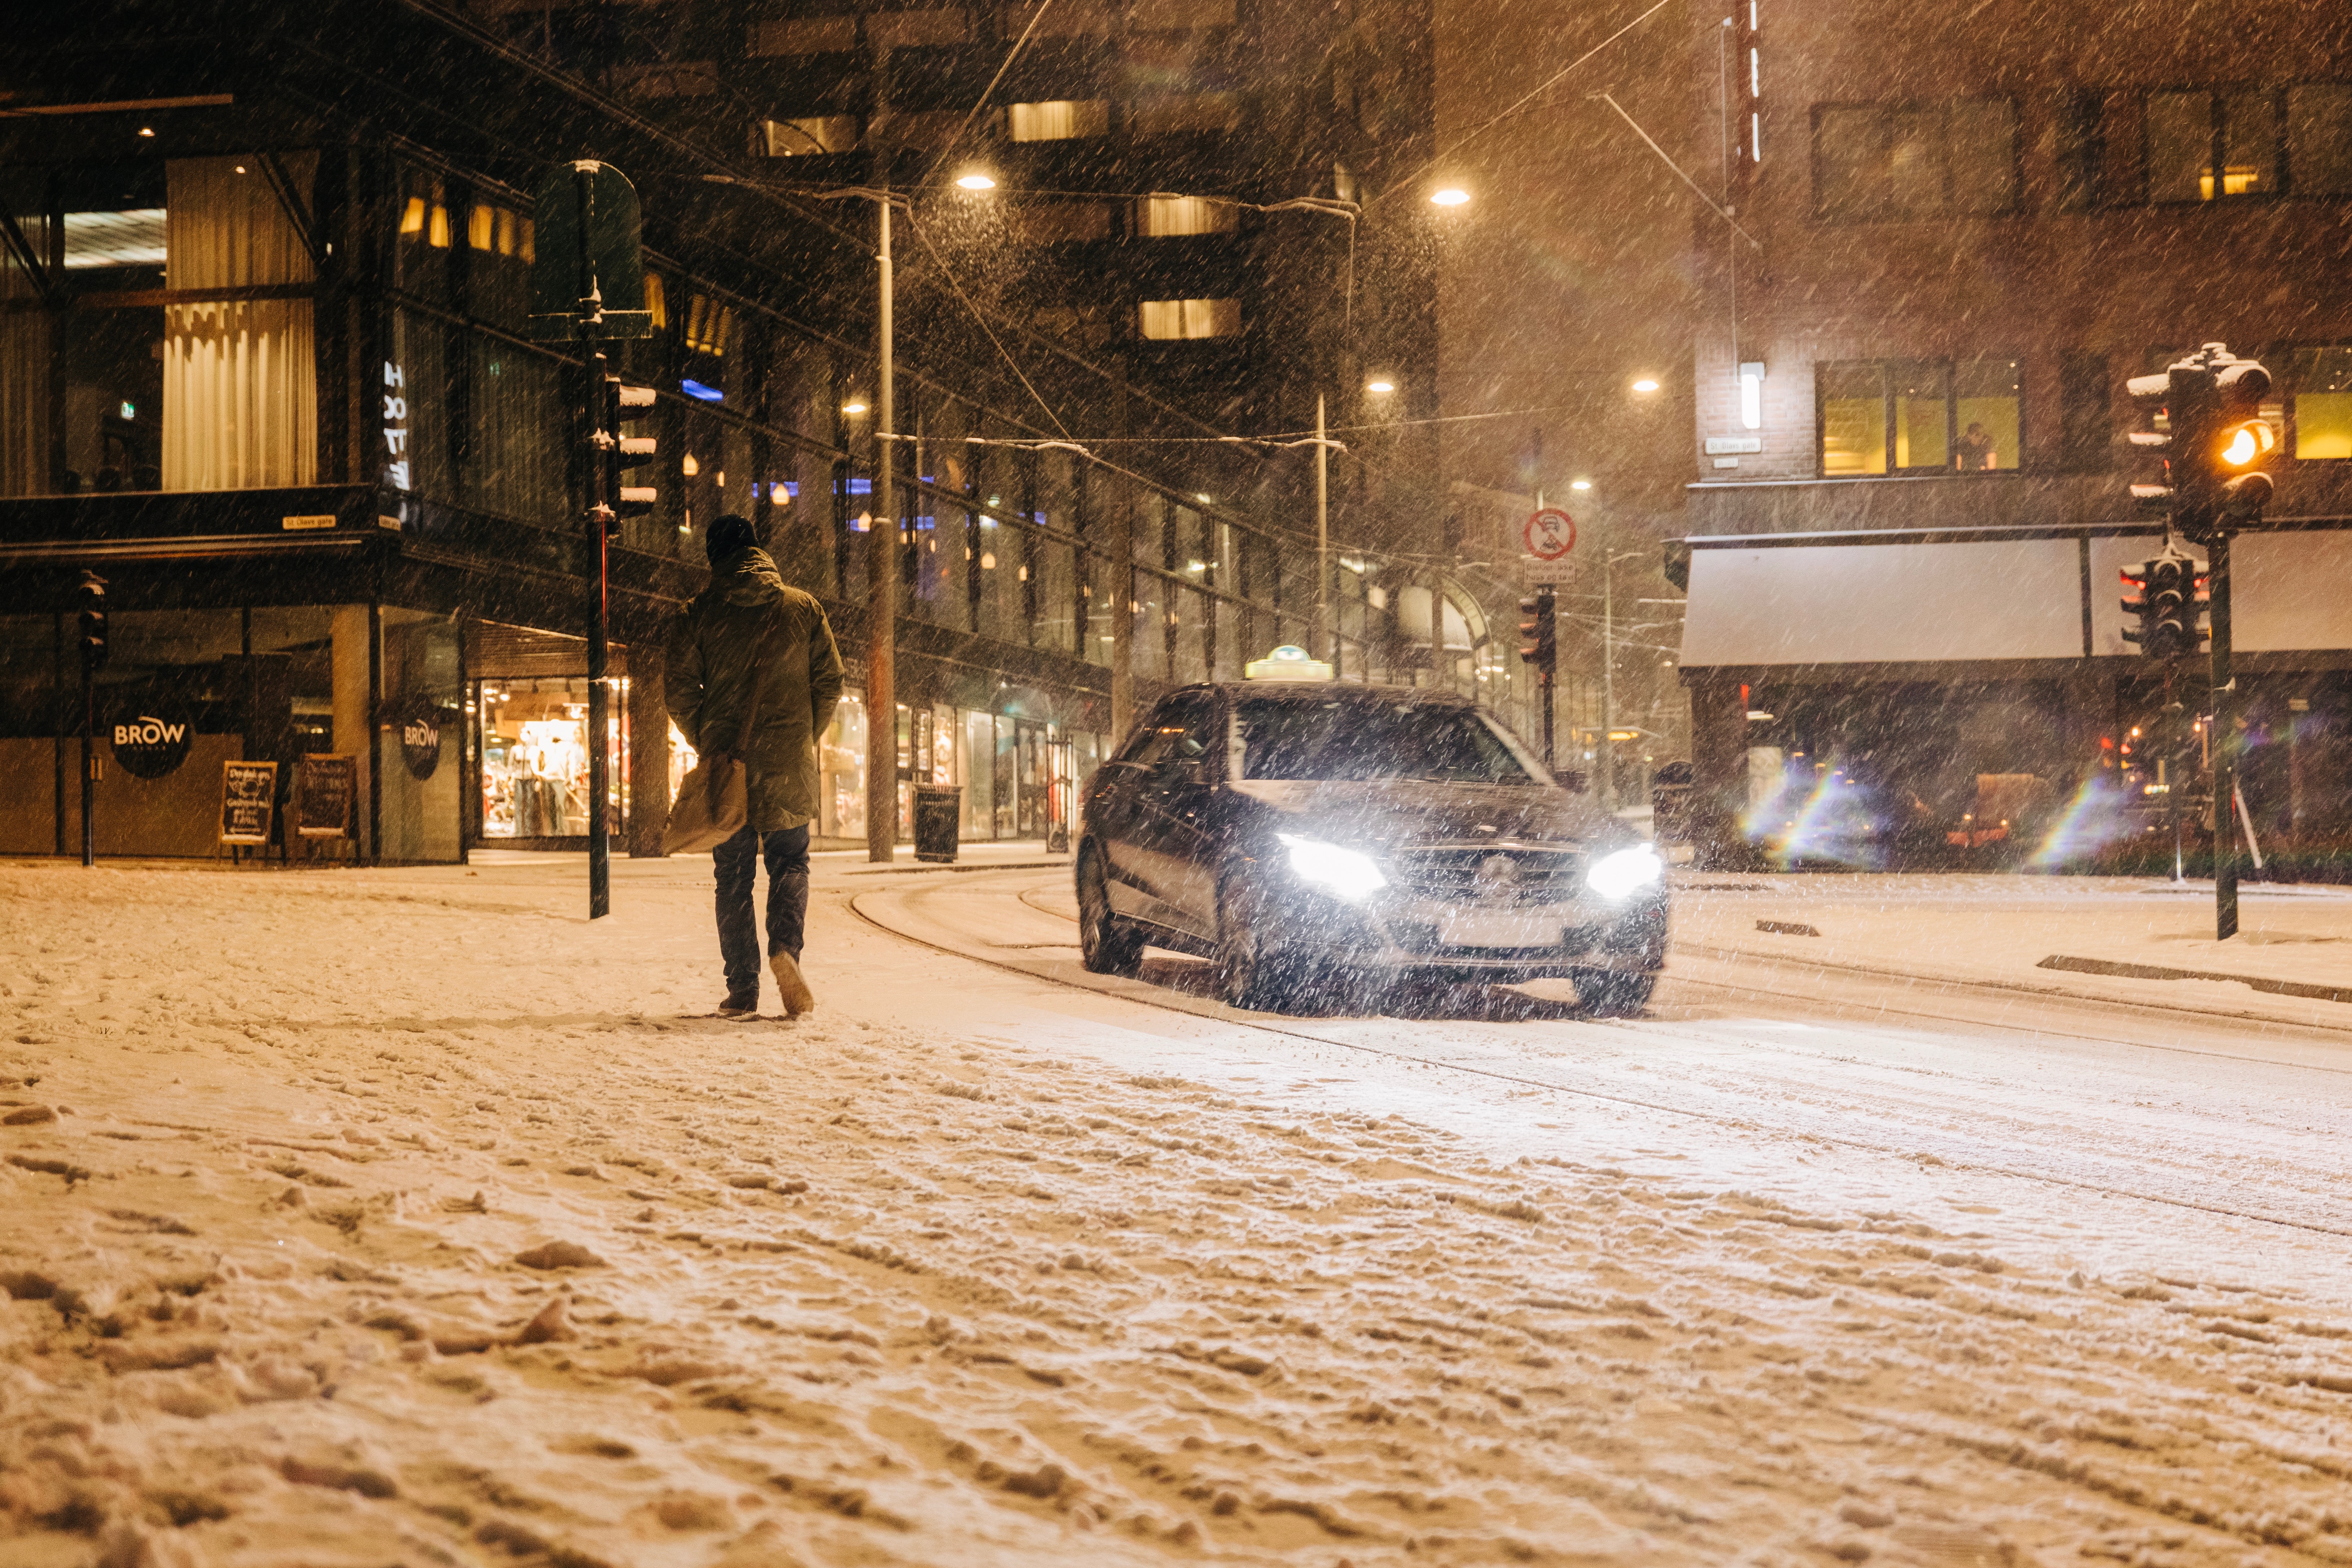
[473,677,625,842]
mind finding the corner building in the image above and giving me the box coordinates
[1,0,1528,863]
[1670,0,2352,868]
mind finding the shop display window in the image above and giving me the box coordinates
[820,693,867,841]
[476,678,623,840]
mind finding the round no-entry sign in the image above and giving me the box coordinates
[1524,507,1576,561]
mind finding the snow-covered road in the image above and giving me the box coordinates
[859,866,2352,1256]
[4,858,2351,1568]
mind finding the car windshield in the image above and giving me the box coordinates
[1234,698,1546,785]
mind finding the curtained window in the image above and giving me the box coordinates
[163,156,316,491]
[0,198,46,497]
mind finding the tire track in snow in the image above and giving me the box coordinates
[850,872,2352,1241]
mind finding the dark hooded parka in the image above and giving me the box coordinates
[665,546,847,831]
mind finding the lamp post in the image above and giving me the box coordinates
[867,190,896,862]
[1595,547,1647,813]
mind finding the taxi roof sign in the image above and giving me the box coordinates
[1244,645,1333,682]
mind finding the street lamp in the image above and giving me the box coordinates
[1631,377,1660,394]
[1365,378,1395,394]
[1430,187,1471,207]
[953,172,996,191]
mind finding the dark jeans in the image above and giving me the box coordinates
[713,822,810,1001]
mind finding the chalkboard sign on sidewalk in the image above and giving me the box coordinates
[219,760,278,846]
[295,754,357,840]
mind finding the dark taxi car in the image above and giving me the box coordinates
[1075,681,1668,1014]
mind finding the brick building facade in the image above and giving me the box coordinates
[1672,0,2352,869]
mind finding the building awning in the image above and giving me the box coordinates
[470,620,628,680]
[1678,523,2352,673]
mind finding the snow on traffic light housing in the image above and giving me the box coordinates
[2128,343,2276,544]
[603,377,658,535]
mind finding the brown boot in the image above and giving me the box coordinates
[770,950,815,1017]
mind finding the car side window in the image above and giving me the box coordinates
[1129,693,1217,775]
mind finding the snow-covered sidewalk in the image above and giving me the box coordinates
[4,859,2351,1567]
[1673,871,2352,1032]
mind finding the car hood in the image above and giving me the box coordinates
[1225,778,1634,851]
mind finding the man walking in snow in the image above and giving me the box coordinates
[667,513,846,1019]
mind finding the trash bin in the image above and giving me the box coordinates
[913,784,962,862]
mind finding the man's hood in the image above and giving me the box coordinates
[709,547,789,608]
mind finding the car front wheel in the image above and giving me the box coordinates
[1216,879,1303,1013]
[1078,846,1145,977]
[1572,968,1656,1017]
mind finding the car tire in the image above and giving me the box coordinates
[1078,845,1145,978]
[1572,968,1656,1017]
[1216,879,1301,1013]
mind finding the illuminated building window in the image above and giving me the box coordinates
[1138,297,1240,340]
[2146,88,2276,202]
[2290,347,2352,461]
[1817,358,2020,476]
[1135,195,1237,236]
[1008,100,1110,142]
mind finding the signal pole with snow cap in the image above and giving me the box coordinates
[2127,342,2277,940]
[527,161,653,920]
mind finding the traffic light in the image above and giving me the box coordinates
[2121,554,2205,661]
[2127,342,2276,544]
[1518,587,1556,675]
[600,376,658,537]
[76,570,107,669]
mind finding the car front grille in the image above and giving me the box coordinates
[1387,920,1602,958]
[1385,846,1587,903]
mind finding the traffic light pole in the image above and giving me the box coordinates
[80,645,94,867]
[2209,533,2237,940]
[1540,666,1555,773]
[574,166,612,920]
[586,346,612,920]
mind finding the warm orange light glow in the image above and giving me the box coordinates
[1366,379,1395,393]
[1631,377,1660,393]
[2220,421,2276,466]
[954,173,996,191]
[1430,187,1470,207]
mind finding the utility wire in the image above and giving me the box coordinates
[918,0,1056,187]
[903,214,1072,437]
[1593,93,1761,249]
[1369,0,1675,207]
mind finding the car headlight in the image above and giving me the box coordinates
[1278,833,1388,902]
[1586,844,1664,900]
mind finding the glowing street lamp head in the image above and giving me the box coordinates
[1631,377,1660,394]
[841,401,868,415]
[1429,187,1470,207]
[1569,478,1593,492]
[954,172,997,191]
[1365,378,1395,394]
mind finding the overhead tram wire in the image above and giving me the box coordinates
[1592,93,1761,250]
[902,212,1073,438]
[918,0,1058,188]
[373,0,1531,579]
[1366,0,1676,208]
[385,0,1272,464]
